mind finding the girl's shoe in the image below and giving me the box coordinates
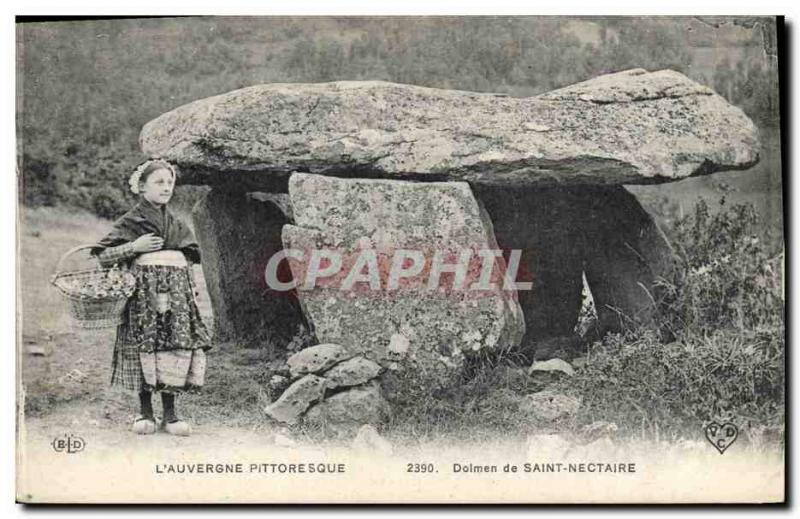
[162,420,192,436]
[132,416,157,435]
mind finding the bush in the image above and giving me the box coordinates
[659,198,784,336]
[563,199,785,443]
[20,154,58,207]
[91,185,130,220]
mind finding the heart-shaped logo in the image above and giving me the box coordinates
[704,421,738,454]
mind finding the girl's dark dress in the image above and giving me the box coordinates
[93,201,211,393]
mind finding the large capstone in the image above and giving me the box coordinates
[141,69,759,189]
[282,173,525,381]
[192,189,304,347]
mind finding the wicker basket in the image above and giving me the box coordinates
[51,244,137,330]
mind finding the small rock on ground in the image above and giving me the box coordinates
[529,358,575,376]
[581,420,618,441]
[264,374,327,424]
[287,344,353,378]
[26,345,50,356]
[324,357,382,389]
[304,381,391,436]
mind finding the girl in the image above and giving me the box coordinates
[93,159,211,436]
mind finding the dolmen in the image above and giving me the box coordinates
[139,68,760,419]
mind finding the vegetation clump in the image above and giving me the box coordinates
[566,200,784,444]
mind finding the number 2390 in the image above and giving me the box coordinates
[407,463,436,473]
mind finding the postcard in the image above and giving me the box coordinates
[16,15,785,503]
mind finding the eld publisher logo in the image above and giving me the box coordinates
[51,434,85,454]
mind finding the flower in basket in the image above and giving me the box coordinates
[62,267,136,300]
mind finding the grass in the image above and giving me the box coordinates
[379,358,578,446]
[562,329,784,442]
[177,344,286,428]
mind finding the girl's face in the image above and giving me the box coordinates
[140,168,175,206]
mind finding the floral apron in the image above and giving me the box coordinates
[111,251,211,393]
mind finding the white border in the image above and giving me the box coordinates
[3,2,797,516]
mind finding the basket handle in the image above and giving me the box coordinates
[53,244,103,278]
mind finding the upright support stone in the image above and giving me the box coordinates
[580,187,675,336]
[192,189,304,348]
[283,173,525,383]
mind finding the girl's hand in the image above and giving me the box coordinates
[132,233,164,253]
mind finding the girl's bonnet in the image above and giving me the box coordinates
[128,159,178,194]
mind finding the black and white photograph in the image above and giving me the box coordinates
[14,14,785,503]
